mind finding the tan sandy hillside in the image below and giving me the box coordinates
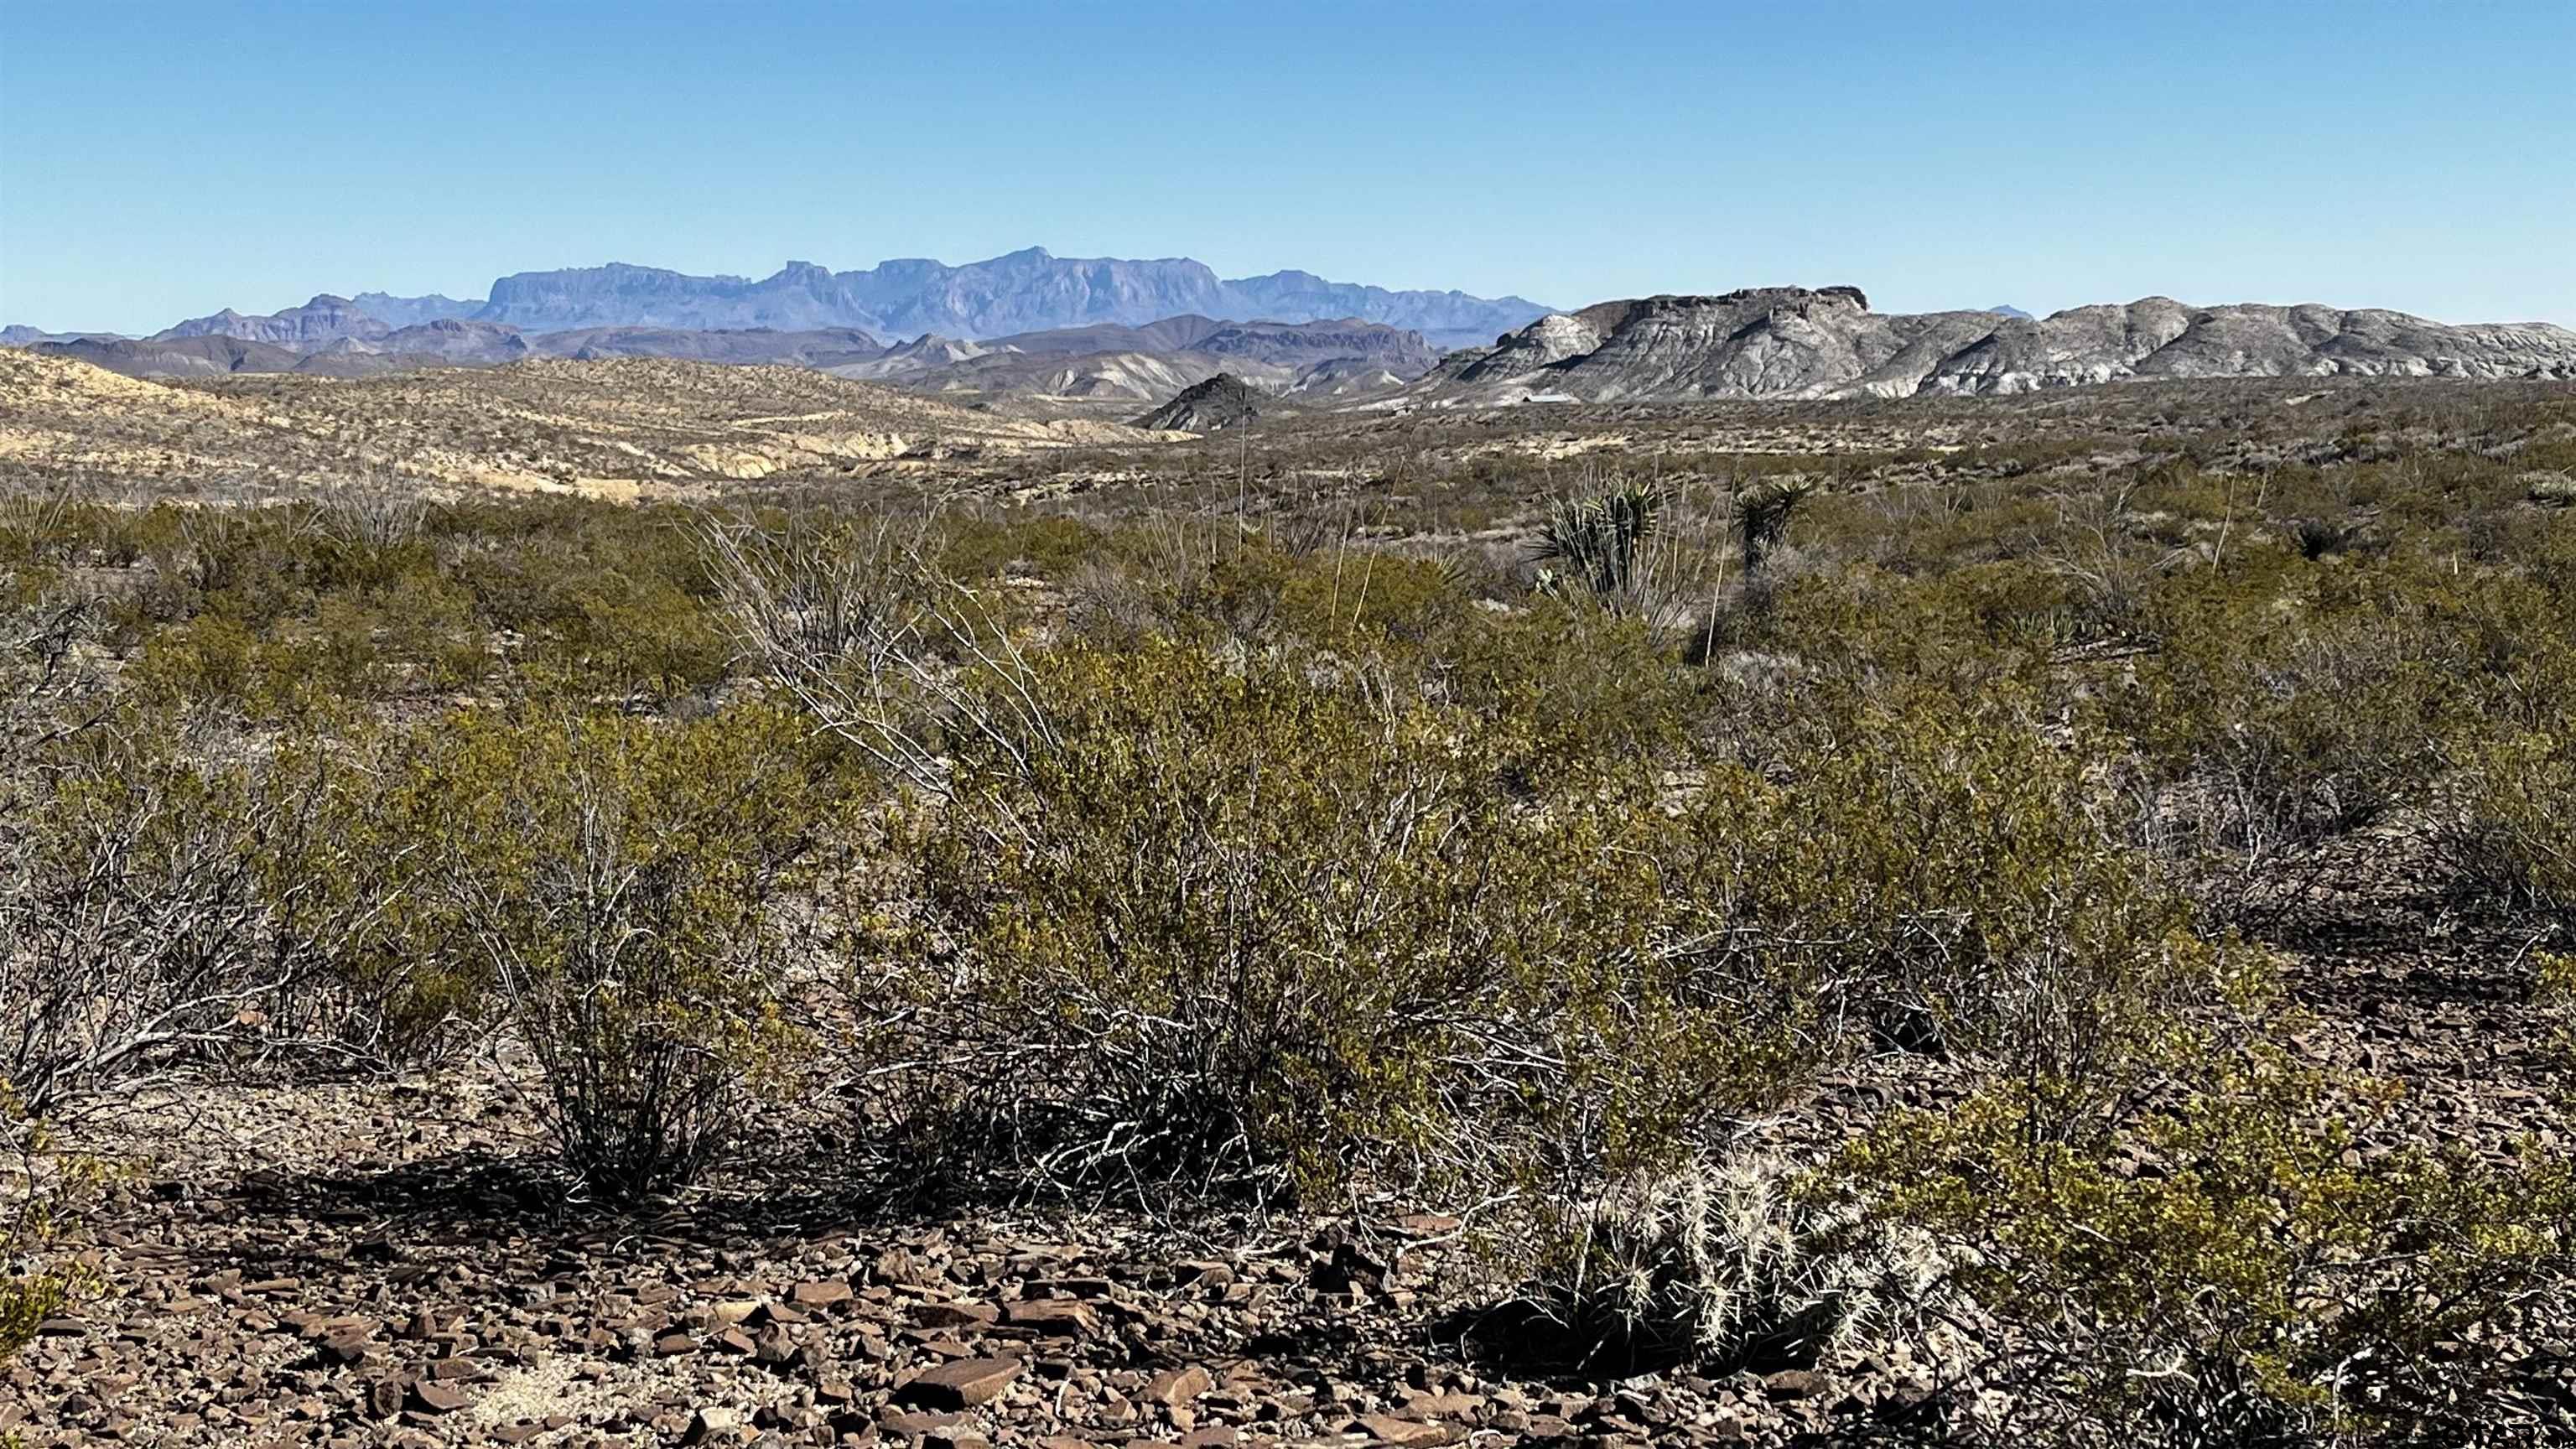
[0,351,1171,498]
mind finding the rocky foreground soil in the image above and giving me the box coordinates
[9,1057,1960,1449]
[10,851,2573,1448]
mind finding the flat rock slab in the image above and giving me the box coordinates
[900,1356,1026,1410]
[1353,1414,1462,1446]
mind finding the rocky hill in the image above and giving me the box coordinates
[1421,288,2576,403]
[839,315,1436,404]
[1132,373,1290,432]
[153,294,392,346]
[30,278,2569,410]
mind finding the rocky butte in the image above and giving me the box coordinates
[1418,287,2576,403]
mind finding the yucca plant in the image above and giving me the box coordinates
[1534,485,1662,598]
[1735,480,1815,575]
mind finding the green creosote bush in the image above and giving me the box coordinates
[381,704,845,1202]
[889,637,1674,1202]
[2539,952,2576,1084]
[1842,1048,2576,1445]
[1,709,388,1107]
[1504,684,2223,1370]
[2112,556,2459,922]
[1661,682,2234,1116]
[2449,721,2576,936]
[1064,528,1479,654]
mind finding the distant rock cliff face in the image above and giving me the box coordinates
[1421,288,2576,403]
[153,295,392,347]
[1187,319,1436,376]
[350,292,484,329]
[469,250,1545,346]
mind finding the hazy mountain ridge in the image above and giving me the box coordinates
[23,274,2574,410]
[1420,288,2576,403]
[1,325,130,347]
[29,304,1436,411]
[9,252,1535,354]
[153,294,392,347]
[462,248,1545,346]
[350,292,484,328]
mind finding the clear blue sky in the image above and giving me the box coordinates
[3,1,2570,334]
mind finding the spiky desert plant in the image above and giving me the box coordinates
[1538,1151,1958,1370]
[1533,485,1663,598]
[1734,479,1815,575]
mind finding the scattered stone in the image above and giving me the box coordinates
[1763,1370,1826,1401]
[1144,1366,1214,1407]
[688,1405,744,1443]
[912,1301,1000,1331]
[1352,1413,1459,1446]
[790,1280,854,1309]
[1002,1298,1097,1336]
[405,1379,472,1415]
[899,1356,1026,1410]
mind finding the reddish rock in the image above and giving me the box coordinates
[405,1379,472,1415]
[911,1301,1000,1331]
[1144,1366,1214,1407]
[1002,1298,1096,1336]
[898,1356,1026,1410]
[790,1280,854,1309]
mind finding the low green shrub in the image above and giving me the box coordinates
[2114,557,2459,922]
[1663,683,2228,1118]
[2449,722,2576,937]
[0,1083,95,1363]
[1845,1050,2576,1443]
[891,638,1678,1200]
[379,704,843,1200]
[0,710,364,1108]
